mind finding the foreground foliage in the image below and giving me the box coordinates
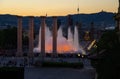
[90,30,120,79]
[0,67,24,79]
[35,61,84,69]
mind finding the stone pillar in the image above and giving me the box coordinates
[16,16,23,57]
[28,16,34,57]
[52,16,57,57]
[41,16,46,60]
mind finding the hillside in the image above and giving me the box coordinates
[0,11,115,30]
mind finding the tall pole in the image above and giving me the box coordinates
[16,16,23,57]
[28,16,34,57]
[41,16,46,61]
[52,16,57,58]
[76,4,80,26]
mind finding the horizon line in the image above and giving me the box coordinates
[0,11,116,17]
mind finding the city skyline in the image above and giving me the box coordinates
[0,0,118,16]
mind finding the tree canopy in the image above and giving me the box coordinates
[90,30,120,79]
[0,27,17,50]
[0,27,29,50]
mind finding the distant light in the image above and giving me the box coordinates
[93,45,97,48]
[105,26,115,30]
[82,55,84,58]
[87,40,96,50]
[78,53,80,57]
[86,31,89,34]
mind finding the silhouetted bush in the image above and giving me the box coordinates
[41,62,83,69]
[0,67,24,79]
[90,30,120,79]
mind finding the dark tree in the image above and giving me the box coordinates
[0,27,17,49]
[90,30,120,79]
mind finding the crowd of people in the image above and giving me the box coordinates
[0,56,91,68]
[0,56,34,67]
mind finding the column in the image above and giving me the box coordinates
[28,16,34,57]
[52,16,57,57]
[41,16,46,60]
[16,16,23,57]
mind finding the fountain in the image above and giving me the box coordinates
[33,25,86,54]
[73,26,86,54]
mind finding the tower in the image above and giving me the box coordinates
[77,4,79,14]
[75,4,80,26]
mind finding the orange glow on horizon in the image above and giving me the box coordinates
[0,8,117,17]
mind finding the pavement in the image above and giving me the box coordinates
[24,67,95,79]
[0,57,96,79]
[24,58,95,79]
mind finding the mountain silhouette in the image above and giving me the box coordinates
[0,11,115,30]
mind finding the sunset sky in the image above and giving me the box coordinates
[0,0,118,16]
